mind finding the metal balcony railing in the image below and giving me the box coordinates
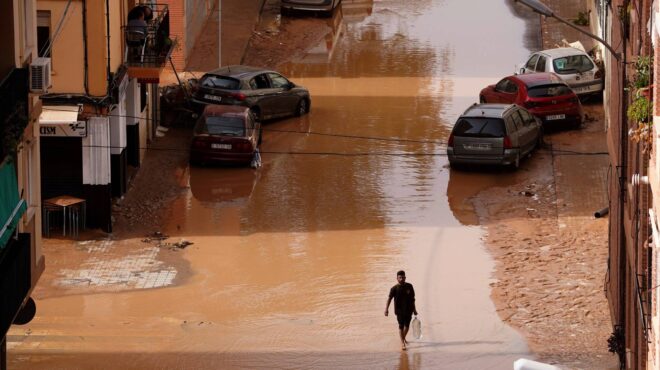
[123,3,171,68]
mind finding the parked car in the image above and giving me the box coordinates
[191,65,311,122]
[281,0,342,15]
[447,104,543,169]
[479,72,583,128]
[190,105,261,166]
[517,47,603,96]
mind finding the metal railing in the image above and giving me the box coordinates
[123,3,171,68]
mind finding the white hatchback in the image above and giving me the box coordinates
[517,47,603,96]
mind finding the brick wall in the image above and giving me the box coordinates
[161,0,186,69]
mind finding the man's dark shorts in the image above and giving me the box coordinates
[396,314,413,329]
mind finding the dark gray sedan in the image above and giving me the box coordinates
[191,65,311,121]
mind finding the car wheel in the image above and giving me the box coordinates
[479,95,486,103]
[296,99,308,117]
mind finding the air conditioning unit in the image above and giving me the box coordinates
[29,57,52,93]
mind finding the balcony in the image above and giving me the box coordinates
[124,3,172,83]
[0,68,29,162]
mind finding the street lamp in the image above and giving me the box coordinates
[515,0,620,60]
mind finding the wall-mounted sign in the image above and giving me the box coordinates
[40,121,87,137]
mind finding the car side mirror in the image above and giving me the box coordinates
[287,82,295,90]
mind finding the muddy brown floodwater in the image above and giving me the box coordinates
[9,1,565,369]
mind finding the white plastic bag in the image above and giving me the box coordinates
[250,149,262,169]
[411,315,422,339]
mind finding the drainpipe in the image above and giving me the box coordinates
[618,0,629,364]
[82,0,89,95]
[106,0,112,96]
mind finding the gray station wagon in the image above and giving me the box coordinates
[447,104,543,169]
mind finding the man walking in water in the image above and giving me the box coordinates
[385,270,417,350]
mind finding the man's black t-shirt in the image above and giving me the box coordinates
[389,282,415,316]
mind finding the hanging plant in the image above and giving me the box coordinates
[633,56,651,90]
[1,102,28,163]
[627,96,653,153]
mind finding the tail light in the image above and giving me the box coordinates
[503,136,512,149]
[447,133,454,147]
[233,139,253,153]
[524,100,537,109]
[192,138,207,148]
[230,92,247,101]
[594,70,603,79]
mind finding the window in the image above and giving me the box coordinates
[552,55,595,74]
[512,111,525,128]
[504,81,518,94]
[495,79,509,92]
[453,118,506,138]
[527,84,572,97]
[535,56,546,72]
[495,79,517,94]
[201,75,241,90]
[268,73,290,88]
[250,74,270,89]
[37,11,51,57]
[519,110,535,125]
[204,116,245,136]
[525,54,540,70]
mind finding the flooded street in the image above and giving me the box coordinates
[9,1,553,369]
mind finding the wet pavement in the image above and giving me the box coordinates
[8,1,569,369]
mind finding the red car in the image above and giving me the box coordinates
[190,105,262,166]
[479,72,583,128]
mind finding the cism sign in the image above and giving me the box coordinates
[40,121,87,137]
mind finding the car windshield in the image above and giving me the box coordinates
[552,55,594,74]
[204,116,245,136]
[527,84,573,97]
[200,75,241,90]
[453,118,506,138]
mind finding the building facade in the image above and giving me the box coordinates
[597,0,654,368]
[0,0,45,367]
[36,0,171,232]
[161,0,214,70]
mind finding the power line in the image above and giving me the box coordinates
[42,107,442,145]
[41,108,612,156]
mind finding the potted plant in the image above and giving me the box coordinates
[627,95,653,152]
[633,56,652,99]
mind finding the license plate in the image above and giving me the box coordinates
[546,114,565,120]
[463,143,491,150]
[211,143,231,150]
[204,94,222,102]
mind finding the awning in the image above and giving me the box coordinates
[0,160,27,248]
[39,105,87,137]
